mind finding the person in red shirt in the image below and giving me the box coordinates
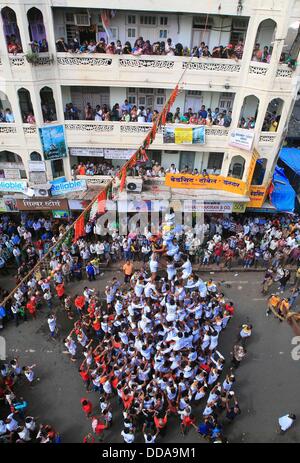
[91,416,107,441]
[225,302,235,316]
[214,242,223,266]
[26,298,37,319]
[79,360,91,391]
[180,413,196,435]
[154,410,169,437]
[81,398,93,417]
[75,294,85,317]
[55,283,65,305]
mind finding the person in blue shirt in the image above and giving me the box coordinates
[198,104,208,119]
[86,262,96,281]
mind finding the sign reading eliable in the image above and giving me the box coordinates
[247,185,269,208]
[229,128,254,151]
[165,173,248,195]
[51,179,87,196]
[0,180,27,193]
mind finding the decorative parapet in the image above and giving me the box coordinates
[57,56,112,66]
[183,61,241,72]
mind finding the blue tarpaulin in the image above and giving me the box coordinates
[279,147,300,175]
[270,166,296,212]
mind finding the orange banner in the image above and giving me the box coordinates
[247,185,268,208]
[165,173,248,195]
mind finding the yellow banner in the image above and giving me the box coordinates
[232,202,247,213]
[246,148,259,191]
[165,173,248,195]
[174,127,193,144]
[247,185,269,208]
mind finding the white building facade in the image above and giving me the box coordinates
[0,0,300,208]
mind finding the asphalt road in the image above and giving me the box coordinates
[1,270,300,443]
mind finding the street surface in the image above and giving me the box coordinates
[1,270,300,443]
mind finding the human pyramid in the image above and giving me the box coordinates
[62,211,249,443]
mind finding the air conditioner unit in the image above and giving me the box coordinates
[34,188,49,197]
[75,13,90,26]
[126,177,143,193]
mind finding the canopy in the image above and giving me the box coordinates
[279,147,300,175]
[270,166,296,212]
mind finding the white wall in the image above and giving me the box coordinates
[110,87,127,107]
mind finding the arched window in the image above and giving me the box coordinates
[0,151,26,178]
[280,21,299,66]
[252,19,277,62]
[40,87,57,122]
[228,155,245,179]
[251,158,267,185]
[1,7,22,54]
[261,98,284,132]
[27,8,48,52]
[238,95,259,129]
[30,151,42,161]
[18,88,35,123]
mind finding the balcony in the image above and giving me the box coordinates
[64,121,230,151]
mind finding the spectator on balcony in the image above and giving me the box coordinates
[110,104,121,121]
[84,103,93,121]
[30,40,39,53]
[121,110,131,122]
[115,40,123,54]
[166,163,179,174]
[56,38,68,53]
[122,41,132,54]
[137,106,147,123]
[166,38,175,56]
[198,105,208,120]
[106,42,116,54]
[87,41,97,53]
[173,108,181,123]
[5,109,15,123]
[146,108,153,123]
[26,113,35,124]
[261,46,271,63]
[121,99,131,113]
[191,46,200,58]
[212,46,224,58]
[95,39,107,53]
[39,39,48,53]
[206,116,213,126]
[223,110,232,128]
[142,40,153,55]
[132,38,144,55]
[175,43,184,56]
[252,43,263,62]
[79,41,88,53]
[198,42,206,57]
[234,39,244,60]
[95,105,102,121]
[189,113,199,125]
[7,35,23,55]
[202,46,211,58]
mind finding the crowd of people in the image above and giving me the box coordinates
[0,358,60,443]
[0,208,299,442]
[64,100,233,128]
[56,36,245,60]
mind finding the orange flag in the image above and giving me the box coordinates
[73,215,85,242]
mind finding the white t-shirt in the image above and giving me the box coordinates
[278,415,294,431]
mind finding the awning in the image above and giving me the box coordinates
[270,166,296,212]
[279,147,300,175]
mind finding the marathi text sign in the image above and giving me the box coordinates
[165,173,248,195]
[0,180,27,193]
[39,125,67,160]
[16,198,69,211]
[247,185,269,208]
[163,126,205,144]
[51,179,87,196]
[28,161,46,172]
[229,128,254,151]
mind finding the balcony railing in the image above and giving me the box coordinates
[0,123,17,134]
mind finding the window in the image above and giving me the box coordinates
[157,97,164,105]
[128,96,136,105]
[207,153,224,172]
[160,17,168,26]
[140,15,157,26]
[127,28,136,38]
[159,29,168,39]
[188,90,202,96]
[157,89,165,95]
[65,12,75,23]
[127,15,136,25]
[138,97,146,105]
